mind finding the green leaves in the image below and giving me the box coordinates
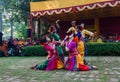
[87,42,120,56]
[22,43,120,56]
[23,45,48,56]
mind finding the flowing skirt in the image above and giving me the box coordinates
[64,54,91,71]
[35,45,64,70]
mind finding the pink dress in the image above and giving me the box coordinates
[65,41,91,71]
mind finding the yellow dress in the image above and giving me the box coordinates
[67,26,77,34]
[77,40,85,58]
[82,29,94,38]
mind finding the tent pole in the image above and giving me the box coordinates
[94,17,100,36]
[30,14,33,44]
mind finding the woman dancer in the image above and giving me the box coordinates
[64,35,98,71]
[66,21,77,35]
[31,20,64,70]
[41,32,54,59]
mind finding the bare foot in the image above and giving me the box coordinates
[31,65,36,69]
[92,66,98,70]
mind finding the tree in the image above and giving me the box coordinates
[1,0,47,26]
[1,0,47,39]
[14,22,28,39]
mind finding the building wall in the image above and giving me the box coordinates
[59,17,120,39]
[100,16,120,38]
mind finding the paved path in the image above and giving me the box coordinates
[48,57,120,82]
[0,56,120,82]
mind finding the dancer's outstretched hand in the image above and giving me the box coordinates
[56,19,60,24]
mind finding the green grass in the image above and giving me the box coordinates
[0,56,120,82]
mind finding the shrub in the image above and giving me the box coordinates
[86,42,120,56]
[23,42,120,56]
[23,45,48,56]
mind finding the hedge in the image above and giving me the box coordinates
[23,42,120,56]
[23,45,48,56]
[86,42,120,56]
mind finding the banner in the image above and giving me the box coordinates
[30,0,113,12]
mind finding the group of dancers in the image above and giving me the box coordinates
[31,20,98,71]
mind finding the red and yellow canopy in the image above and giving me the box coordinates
[30,0,119,16]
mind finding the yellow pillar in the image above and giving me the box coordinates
[94,17,100,36]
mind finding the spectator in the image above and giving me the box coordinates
[7,39,15,56]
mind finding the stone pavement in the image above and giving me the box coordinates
[78,57,120,82]
[0,56,120,82]
[46,57,120,82]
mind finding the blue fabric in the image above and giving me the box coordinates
[0,50,4,56]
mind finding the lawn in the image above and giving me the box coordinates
[0,56,120,82]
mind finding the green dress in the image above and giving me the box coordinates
[35,32,64,70]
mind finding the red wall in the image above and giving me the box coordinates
[100,17,120,38]
[58,17,120,39]
[58,21,71,39]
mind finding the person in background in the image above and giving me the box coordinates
[96,35,103,43]
[18,39,25,47]
[7,39,15,56]
[0,40,8,56]
[13,38,18,46]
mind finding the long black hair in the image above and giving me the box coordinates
[77,25,82,31]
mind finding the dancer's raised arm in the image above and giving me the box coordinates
[66,21,77,34]
[55,19,60,29]
[60,35,68,46]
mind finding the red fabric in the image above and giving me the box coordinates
[79,64,90,71]
[65,59,71,70]
[46,56,57,70]
[100,17,120,37]
[73,36,79,43]
[54,58,58,69]
[66,61,71,70]
[43,42,47,47]
[114,36,120,41]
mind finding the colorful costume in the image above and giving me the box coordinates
[67,26,77,34]
[45,43,54,59]
[81,29,94,38]
[64,41,92,71]
[81,29,94,55]
[67,25,88,57]
[50,32,64,68]
[73,31,87,58]
[32,32,64,70]
[41,35,53,59]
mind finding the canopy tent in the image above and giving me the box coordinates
[30,0,120,39]
[31,0,113,11]
[30,0,120,21]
